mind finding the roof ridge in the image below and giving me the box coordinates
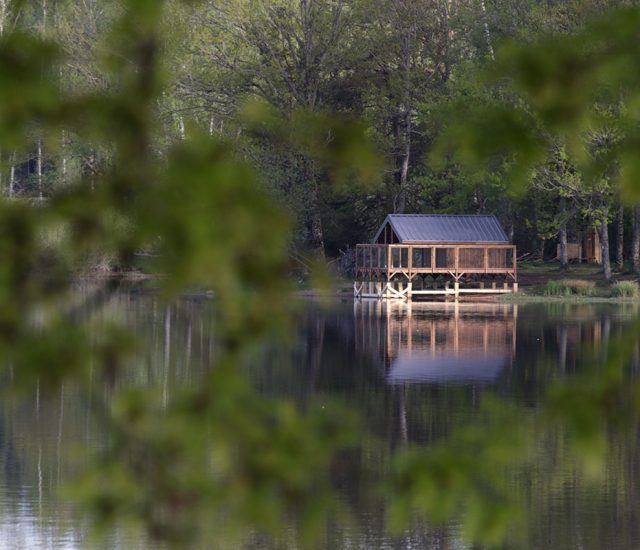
[388,213,497,217]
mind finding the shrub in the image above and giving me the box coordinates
[543,281,569,296]
[542,279,595,296]
[610,280,640,298]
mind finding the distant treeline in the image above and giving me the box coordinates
[1,0,639,276]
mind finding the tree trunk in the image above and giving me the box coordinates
[538,238,546,261]
[439,0,451,82]
[507,200,515,241]
[37,137,43,200]
[600,218,611,281]
[41,0,47,34]
[0,0,6,36]
[393,21,412,215]
[90,152,95,192]
[559,223,568,269]
[394,109,410,214]
[479,0,495,60]
[616,203,624,271]
[305,158,324,254]
[9,151,15,198]
[309,205,324,254]
[559,197,568,270]
[61,129,67,185]
[632,205,640,275]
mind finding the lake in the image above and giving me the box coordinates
[0,292,639,549]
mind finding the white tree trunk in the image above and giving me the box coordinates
[0,0,7,36]
[90,152,95,192]
[61,130,67,183]
[9,151,15,198]
[41,0,47,34]
[479,0,495,60]
[37,138,43,199]
[178,116,185,140]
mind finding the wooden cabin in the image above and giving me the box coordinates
[354,214,517,299]
[556,228,601,264]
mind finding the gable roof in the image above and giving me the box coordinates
[373,214,510,244]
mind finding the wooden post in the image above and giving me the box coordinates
[484,247,488,273]
[454,246,459,278]
[430,321,436,354]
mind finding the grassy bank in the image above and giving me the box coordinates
[500,261,640,303]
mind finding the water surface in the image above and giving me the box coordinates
[0,293,638,549]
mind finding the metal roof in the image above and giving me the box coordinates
[373,214,510,244]
[387,351,507,385]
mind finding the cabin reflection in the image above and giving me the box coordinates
[354,300,517,384]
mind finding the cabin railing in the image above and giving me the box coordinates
[355,243,517,278]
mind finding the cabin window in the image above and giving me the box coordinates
[392,248,400,268]
[400,248,408,268]
[412,248,431,268]
[435,248,454,268]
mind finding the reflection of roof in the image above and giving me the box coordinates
[386,351,507,384]
[373,214,510,244]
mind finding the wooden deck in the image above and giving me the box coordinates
[354,243,518,300]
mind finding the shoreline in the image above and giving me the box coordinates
[72,270,640,305]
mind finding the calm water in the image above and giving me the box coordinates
[1,292,639,549]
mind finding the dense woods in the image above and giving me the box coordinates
[2,0,639,276]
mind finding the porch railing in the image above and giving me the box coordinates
[355,243,517,277]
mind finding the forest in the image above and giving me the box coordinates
[3,0,639,279]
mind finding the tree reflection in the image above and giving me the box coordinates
[0,295,639,548]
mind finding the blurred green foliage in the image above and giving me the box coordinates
[0,0,368,546]
[435,7,640,203]
[1,0,640,548]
